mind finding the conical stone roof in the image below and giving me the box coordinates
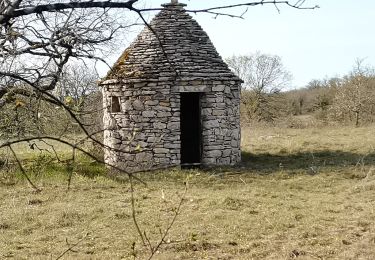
[104,1,241,82]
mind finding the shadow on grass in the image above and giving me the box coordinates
[241,150,375,174]
[3,150,375,184]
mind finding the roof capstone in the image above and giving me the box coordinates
[161,0,187,8]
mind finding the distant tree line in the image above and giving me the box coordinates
[0,63,102,140]
[227,54,375,127]
[285,59,375,127]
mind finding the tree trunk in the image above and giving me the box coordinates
[355,111,360,127]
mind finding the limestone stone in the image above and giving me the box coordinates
[167,122,179,130]
[136,152,153,162]
[205,120,220,129]
[212,110,226,116]
[222,149,232,157]
[218,157,231,165]
[202,158,217,164]
[155,106,171,112]
[145,100,159,106]
[158,158,171,164]
[231,140,239,148]
[212,85,225,92]
[157,111,172,117]
[142,111,156,117]
[154,122,167,129]
[206,145,223,150]
[206,150,222,157]
[134,82,147,88]
[202,108,212,116]
[132,99,144,110]
[154,148,169,154]
[164,143,180,149]
[124,100,132,110]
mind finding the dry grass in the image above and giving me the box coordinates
[1,125,375,259]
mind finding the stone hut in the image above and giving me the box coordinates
[100,0,242,171]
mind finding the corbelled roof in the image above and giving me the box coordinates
[104,1,241,82]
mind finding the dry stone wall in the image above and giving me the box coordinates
[102,78,241,172]
[200,81,241,165]
[102,80,180,172]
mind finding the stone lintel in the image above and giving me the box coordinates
[99,79,119,85]
[172,85,211,93]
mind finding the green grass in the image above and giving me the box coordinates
[1,125,375,259]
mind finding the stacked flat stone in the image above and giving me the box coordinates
[100,1,242,172]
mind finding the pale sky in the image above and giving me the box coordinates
[101,0,375,89]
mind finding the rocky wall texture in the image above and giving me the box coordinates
[102,81,180,172]
[102,79,241,172]
[201,81,241,165]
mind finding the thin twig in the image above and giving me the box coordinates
[129,174,146,246]
[8,145,41,192]
[55,232,90,260]
[147,182,188,260]
[67,147,76,190]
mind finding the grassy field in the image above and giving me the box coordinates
[1,126,375,259]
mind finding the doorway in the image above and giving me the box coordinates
[180,93,202,167]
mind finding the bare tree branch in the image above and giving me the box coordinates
[0,0,319,24]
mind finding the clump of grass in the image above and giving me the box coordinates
[222,197,246,210]
[0,151,107,189]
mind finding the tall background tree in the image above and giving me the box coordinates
[226,52,292,123]
[329,59,375,126]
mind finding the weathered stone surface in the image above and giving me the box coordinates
[142,111,156,117]
[157,111,172,117]
[147,136,158,143]
[164,143,180,149]
[134,82,147,88]
[178,85,210,93]
[206,150,222,157]
[212,85,225,92]
[155,106,171,112]
[145,100,159,106]
[202,157,216,164]
[231,140,239,148]
[154,148,169,154]
[222,149,232,157]
[212,110,226,116]
[205,145,223,151]
[124,100,132,110]
[205,120,220,129]
[154,122,167,129]
[167,122,179,130]
[132,99,144,110]
[202,108,212,116]
[136,152,153,162]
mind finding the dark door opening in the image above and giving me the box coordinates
[180,93,202,167]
